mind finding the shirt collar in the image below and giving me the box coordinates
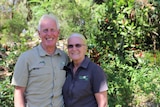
[68,55,90,70]
[37,44,62,56]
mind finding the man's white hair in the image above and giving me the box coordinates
[37,14,59,31]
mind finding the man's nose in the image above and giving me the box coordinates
[47,29,56,35]
[47,30,52,35]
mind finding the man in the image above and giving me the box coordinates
[11,14,69,107]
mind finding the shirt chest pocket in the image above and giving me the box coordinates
[29,65,52,83]
[69,79,91,99]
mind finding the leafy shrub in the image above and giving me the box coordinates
[144,51,160,66]
[1,12,27,44]
[91,0,160,106]
[98,53,160,106]
[0,77,14,107]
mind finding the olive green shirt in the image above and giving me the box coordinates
[11,44,69,107]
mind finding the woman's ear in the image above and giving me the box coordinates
[85,45,88,53]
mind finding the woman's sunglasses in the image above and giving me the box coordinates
[67,44,85,49]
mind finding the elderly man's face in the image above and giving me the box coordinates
[38,18,59,49]
[67,37,87,63]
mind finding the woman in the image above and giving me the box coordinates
[63,33,108,107]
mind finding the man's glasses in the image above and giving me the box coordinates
[67,44,85,49]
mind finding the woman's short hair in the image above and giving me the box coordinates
[68,33,87,45]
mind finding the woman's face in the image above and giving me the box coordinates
[67,36,87,63]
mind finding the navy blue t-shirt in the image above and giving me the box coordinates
[62,56,108,107]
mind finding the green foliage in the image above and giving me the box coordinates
[93,0,160,106]
[27,0,99,40]
[97,0,159,53]
[0,1,28,44]
[100,54,160,106]
[144,51,160,66]
[104,61,134,106]
[1,13,27,43]
[0,77,14,107]
[131,65,160,105]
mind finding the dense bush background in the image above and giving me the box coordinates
[0,0,160,107]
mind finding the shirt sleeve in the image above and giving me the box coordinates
[92,65,108,93]
[11,53,29,87]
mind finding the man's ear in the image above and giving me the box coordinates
[57,29,60,37]
[85,46,88,53]
[37,31,41,38]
